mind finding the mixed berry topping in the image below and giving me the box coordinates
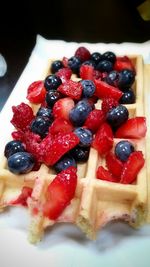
[4,46,147,194]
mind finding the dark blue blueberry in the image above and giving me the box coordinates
[46,90,62,107]
[30,116,51,138]
[82,60,96,68]
[119,89,135,104]
[4,140,25,159]
[68,56,81,74]
[106,105,129,129]
[7,152,35,174]
[51,60,63,74]
[115,140,135,162]
[104,70,120,87]
[96,60,113,73]
[80,80,96,98]
[74,127,93,147]
[54,155,77,173]
[101,51,116,64]
[70,146,89,162]
[44,74,62,91]
[69,99,93,126]
[90,52,102,64]
[118,69,135,90]
[37,107,54,121]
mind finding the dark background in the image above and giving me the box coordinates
[0,0,150,110]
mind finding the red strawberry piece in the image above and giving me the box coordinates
[96,166,118,182]
[94,79,123,101]
[115,117,147,139]
[10,186,32,207]
[120,151,145,184]
[80,65,94,80]
[84,109,105,133]
[101,97,119,114]
[39,133,54,162]
[75,46,91,62]
[114,56,136,73]
[43,132,79,165]
[106,152,123,179]
[62,57,69,68]
[49,118,74,135]
[56,68,72,82]
[26,81,46,104]
[22,130,42,162]
[92,122,113,156]
[11,102,34,131]
[57,80,82,100]
[43,166,77,220]
[53,97,75,120]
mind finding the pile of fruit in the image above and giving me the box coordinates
[4,47,147,187]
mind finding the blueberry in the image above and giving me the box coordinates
[51,60,63,74]
[115,141,135,162]
[37,107,54,121]
[80,80,96,98]
[4,140,25,159]
[104,70,120,87]
[96,60,113,72]
[46,90,62,107]
[70,146,89,162]
[7,152,35,174]
[82,60,96,68]
[90,52,102,64]
[118,69,135,90]
[68,56,81,74]
[101,51,116,64]
[106,105,129,129]
[54,155,77,173]
[74,127,93,147]
[119,89,135,104]
[44,74,62,91]
[69,99,93,126]
[30,116,51,138]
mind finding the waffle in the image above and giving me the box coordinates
[0,55,149,244]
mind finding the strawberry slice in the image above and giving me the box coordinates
[57,80,82,100]
[84,109,105,133]
[114,56,135,72]
[49,118,74,135]
[62,57,69,68]
[43,132,79,165]
[26,81,46,104]
[94,79,123,101]
[79,65,94,80]
[56,68,72,82]
[115,117,147,139]
[43,166,77,220]
[120,151,145,184]
[96,166,118,182]
[106,152,123,178]
[101,97,119,114]
[92,122,113,156]
[52,97,75,120]
[10,186,32,207]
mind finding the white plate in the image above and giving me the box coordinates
[1,36,150,267]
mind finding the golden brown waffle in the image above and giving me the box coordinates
[0,55,148,244]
